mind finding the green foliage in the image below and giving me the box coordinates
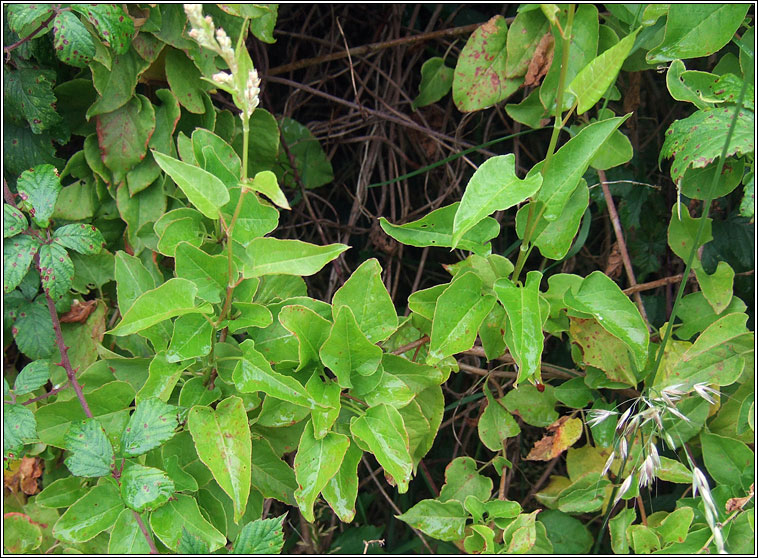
[3,3,754,556]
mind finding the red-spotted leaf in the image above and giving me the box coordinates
[52,11,96,68]
[4,403,37,461]
[17,164,61,228]
[4,204,27,238]
[232,514,287,554]
[38,242,74,301]
[120,464,175,513]
[4,68,63,134]
[71,4,134,54]
[12,299,55,360]
[63,419,114,477]
[53,223,105,255]
[4,234,40,293]
[121,398,180,457]
[6,4,54,37]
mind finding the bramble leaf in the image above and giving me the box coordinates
[63,419,114,477]
[52,11,96,68]
[17,164,61,228]
[232,514,287,554]
[71,4,134,54]
[121,397,180,457]
[4,234,40,294]
[120,464,175,513]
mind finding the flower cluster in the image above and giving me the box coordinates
[183,4,260,120]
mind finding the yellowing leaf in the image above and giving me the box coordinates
[525,416,583,461]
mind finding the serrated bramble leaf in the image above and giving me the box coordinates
[4,204,28,238]
[63,419,114,477]
[17,164,61,228]
[53,223,105,255]
[3,235,40,293]
[178,527,209,554]
[12,299,55,360]
[120,464,175,512]
[232,514,287,554]
[188,397,251,522]
[70,4,134,54]
[52,483,125,544]
[52,11,96,68]
[4,404,37,460]
[38,242,74,301]
[121,398,180,457]
[4,68,63,134]
[6,4,54,37]
[13,360,52,396]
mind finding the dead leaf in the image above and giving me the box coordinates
[524,33,555,88]
[605,242,623,279]
[725,483,754,513]
[526,416,582,461]
[60,299,98,323]
[3,456,43,496]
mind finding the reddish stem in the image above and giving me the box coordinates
[133,511,159,554]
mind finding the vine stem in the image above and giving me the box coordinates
[512,5,575,283]
[3,9,58,62]
[132,511,159,554]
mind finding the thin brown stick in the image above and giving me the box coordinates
[523,456,561,505]
[598,169,649,326]
[267,22,482,76]
[4,9,57,62]
[133,511,159,554]
[390,334,429,355]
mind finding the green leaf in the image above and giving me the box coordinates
[52,223,105,256]
[305,375,341,439]
[695,261,734,314]
[233,339,317,408]
[4,403,37,460]
[680,158,745,201]
[396,499,468,541]
[6,4,54,36]
[700,431,754,491]
[569,317,638,386]
[505,9,550,78]
[38,242,74,301]
[516,181,589,260]
[350,404,413,493]
[277,116,334,189]
[452,154,542,248]
[87,48,151,118]
[4,204,27,238]
[536,116,629,221]
[244,238,348,277]
[293,420,350,522]
[221,187,279,247]
[192,128,241,178]
[12,298,55,360]
[661,106,754,184]
[149,493,226,552]
[232,514,287,554]
[556,472,610,513]
[569,29,639,114]
[453,15,520,111]
[229,302,273,333]
[63,419,114,477]
[494,271,545,385]
[554,377,593,409]
[4,68,62,134]
[35,477,88,509]
[332,258,398,343]
[188,397,252,522]
[428,271,496,364]
[278,304,332,371]
[97,95,156,184]
[108,278,210,336]
[564,270,649,370]
[248,170,289,210]
[609,507,636,554]
[250,438,298,505]
[438,456,493,503]
[504,383,558,427]
[539,509,594,554]
[412,57,454,110]
[121,397,180,457]
[108,509,152,554]
[3,235,40,294]
[120,464,175,513]
[478,390,521,451]
[322,441,363,522]
[647,4,750,63]
[53,11,96,68]
[52,483,125,543]
[653,507,694,546]
[662,312,751,390]
[70,4,134,54]
[165,47,206,113]
[380,202,500,256]
[153,150,230,219]
[17,164,61,228]
[166,313,213,362]
[628,524,660,553]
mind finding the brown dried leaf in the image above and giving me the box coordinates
[725,483,754,513]
[60,299,98,323]
[19,457,43,495]
[605,242,623,279]
[526,416,583,461]
[524,33,555,88]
